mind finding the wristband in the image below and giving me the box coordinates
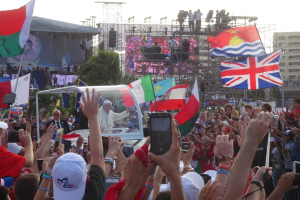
[146,183,153,190]
[146,182,154,188]
[184,165,191,168]
[217,165,229,171]
[217,170,228,176]
[46,168,52,173]
[38,186,49,191]
[43,173,52,179]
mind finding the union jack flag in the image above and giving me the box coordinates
[221,50,283,90]
[126,42,135,51]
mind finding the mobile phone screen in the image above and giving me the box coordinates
[64,140,72,153]
[103,178,120,197]
[13,123,26,131]
[122,144,134,158]
[37,159,44,171]
[7,131,20,143]
[102,136,108,149]
[54,128,64,152]
[150,113,172,155]
[181,142,190,152]
[293,162,300,174]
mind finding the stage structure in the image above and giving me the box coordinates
[95,8,276,107]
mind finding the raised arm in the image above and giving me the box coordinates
[79,88,104,170]
[222,112,272,200]
[19,129,34,168]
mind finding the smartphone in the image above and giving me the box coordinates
[122,144,134,158]
[181,142,190,152]
[64,140,72,153]
[150,112,172,155]
[293,174,300,186]
[13,123,26,131]
[37,159,43,171]
[7,130,20,143]
[102,136,109,149]
[103,178,121,198]
[53,128,64,153]
[293,161,300,174]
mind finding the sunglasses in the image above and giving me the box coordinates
[53,114,59,116]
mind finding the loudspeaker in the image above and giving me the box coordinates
[3,93,16,104]
[109,30,117,48]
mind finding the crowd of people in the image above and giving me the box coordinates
[1,88,300,200]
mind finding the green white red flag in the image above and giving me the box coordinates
[0,0,35,57]
[127,75,155,104]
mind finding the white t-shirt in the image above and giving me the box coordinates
[63,65,68,69]
[195,12,202,20]
[189,13,195,21]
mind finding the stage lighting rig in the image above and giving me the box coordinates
[164,27,168,36]
[160,17,167,24]
[81,21,86,26]
[128,16,135,23]
[144,16,151,23]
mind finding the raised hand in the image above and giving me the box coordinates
[148,119,181,178]
[115,148,127,173]
[44,123,57,140]
[198,180,221,200]
[237,117,249,148]
[78,88,101,119]
[19,129,32,147]
[244,111,272,145]
[214,135,234,160]
[180,141,195,166]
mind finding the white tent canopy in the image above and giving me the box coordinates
[30,16,101,35]
[36,85,144,140]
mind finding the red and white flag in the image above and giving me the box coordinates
[150,83,188,112]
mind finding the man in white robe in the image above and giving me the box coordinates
[98,100,131,133]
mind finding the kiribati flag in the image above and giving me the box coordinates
[221,50,283,90]
[207,26,265,57]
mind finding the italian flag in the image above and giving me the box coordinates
[150,83,189,112]
[0,0,35,57]
[175,79,200,136]
[127,75,155,104]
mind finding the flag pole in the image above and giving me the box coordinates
[7,53,25,121]
[254,23,266,54]
[150,75,159,112]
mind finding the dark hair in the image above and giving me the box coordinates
[232,117,239,122]
[14,173,40,200]
[0,186,10,200]
[155,191,171,200]
[286,132,294,141]
[195,132,202,138]
[224,104,233,110]
[244,104,253,110]
[294,99,300,104]
[262,103,272,112]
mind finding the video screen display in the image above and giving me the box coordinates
[52,74,78,86]
[125,36,199,75]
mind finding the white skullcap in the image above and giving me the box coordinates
[103,100,112,105]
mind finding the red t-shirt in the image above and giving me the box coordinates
[0,146,26,178]
[289,109,300,121]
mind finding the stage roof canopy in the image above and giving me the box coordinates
[30,16,101,38]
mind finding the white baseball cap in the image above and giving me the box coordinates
[166,172,204,200]
[52,153,87,200]
[0,122,8,129]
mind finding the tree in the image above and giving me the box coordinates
[77,49,138,86]
[28,88,62,117]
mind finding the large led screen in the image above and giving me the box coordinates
[125,36,199,75]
